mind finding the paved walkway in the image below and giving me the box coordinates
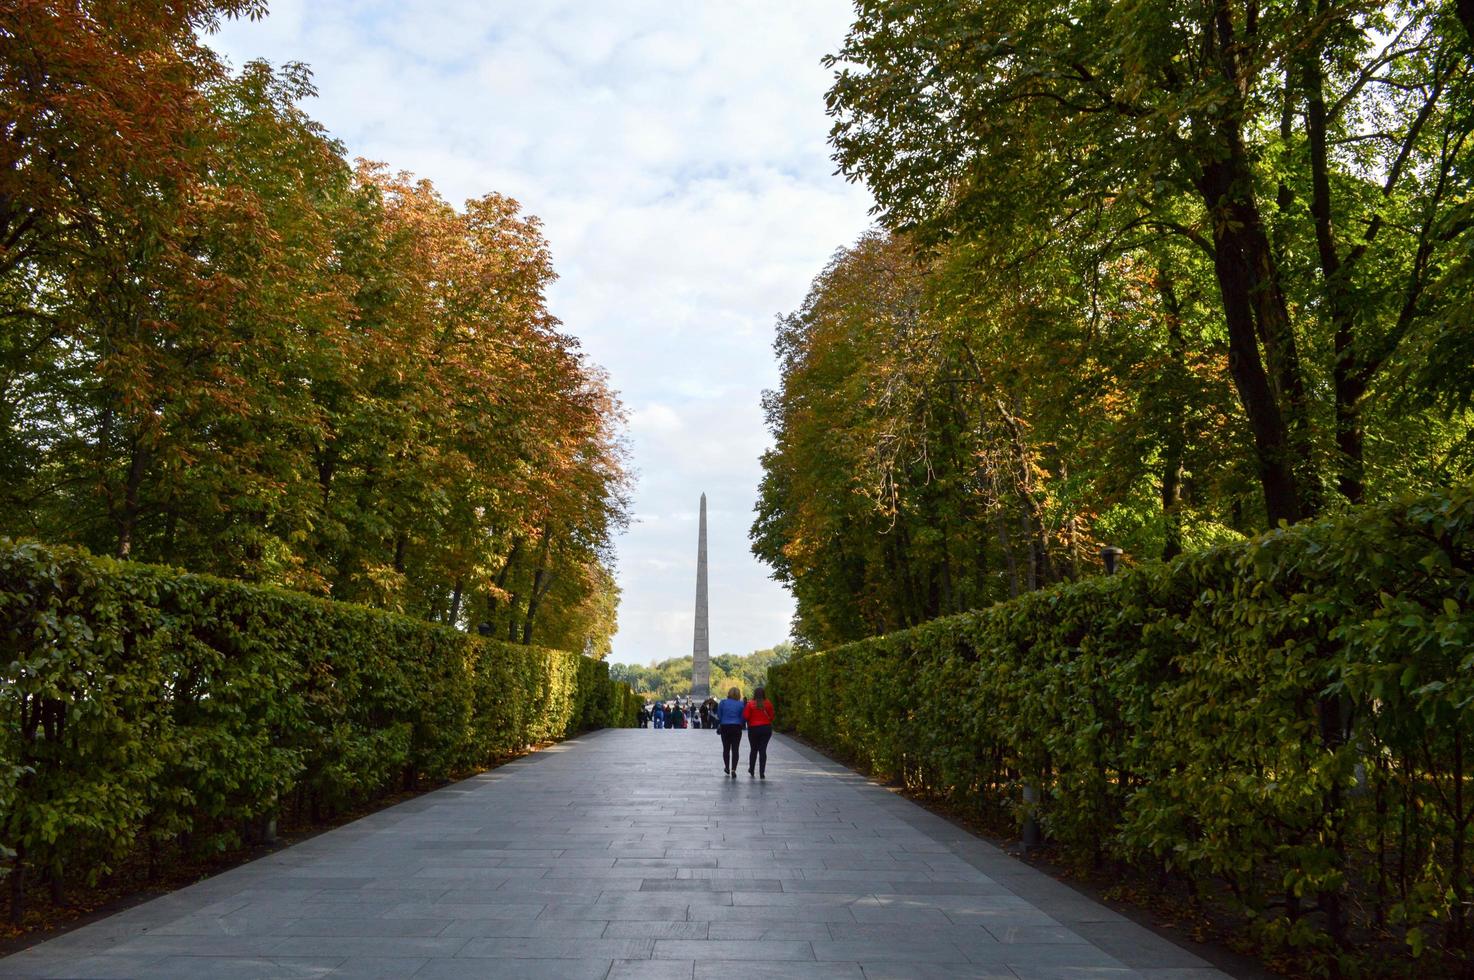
[1,729,1238,980]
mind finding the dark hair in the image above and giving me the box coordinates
[753,686,766,702]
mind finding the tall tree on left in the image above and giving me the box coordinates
[0,0,267,554]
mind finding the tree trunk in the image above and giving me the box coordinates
[392,533,407,575]
[1161,457,1185,561]
[896,524,926,626]
[521,529,554,645]
[1198,7,1317,525]
[1157,274,1188,560]
[1196,160,1303,526]
[995,397,1052,587]
[1299,27,1366,505]
[505,596,521,642]
[488,538,522,629]
[447,579,464,627]
[1021,510,1038,592]
[996,511,1019,599]
[316,444,336,507]
[115,439,147,558]
[938,523,955,614]
[503,538,527,642]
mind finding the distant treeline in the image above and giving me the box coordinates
[610,644,792,701]
[1,2,629,654]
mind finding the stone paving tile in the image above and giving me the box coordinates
[985,924,1091,944]
[604,920,710,939]
[707,921,834,941]
[0,729,1242,979]
[639,878,741,892]
[456,936,654,959]
[269,936,469,958]
[858,965,1016,980]
[325,958,429,978]
[689,902,858,923]
[437,917,607,938]
[653,939,816,961]
[848,907,957,926]
[282,916,451,937]
[966,943,1130,968]
[825,921,995,943]
[609,960,696,979]
[539,900,695,921]
[812,939,970,963]
[693,963,863,979]
[413,958,614,979]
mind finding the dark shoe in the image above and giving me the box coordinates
[760,772,766,779]
[723,768,729,774]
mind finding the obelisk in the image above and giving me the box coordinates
[691,493,710,699]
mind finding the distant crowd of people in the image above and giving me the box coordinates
[636,687,776,778]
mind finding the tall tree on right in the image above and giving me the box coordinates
[825,0,1473,526]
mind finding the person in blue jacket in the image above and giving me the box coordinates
[652,702,665,729]
[717,687,746,777]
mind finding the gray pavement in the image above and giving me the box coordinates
[0,728,1239,979]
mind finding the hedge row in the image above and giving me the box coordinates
[0,540,637,920]
[769,487,1474,973]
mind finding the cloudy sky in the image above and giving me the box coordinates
[209,1,874,666]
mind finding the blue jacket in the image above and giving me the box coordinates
[717,698,745,726]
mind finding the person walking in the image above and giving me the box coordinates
[743,686,775,778]
[717,686,745,777]
[652,702,665,729]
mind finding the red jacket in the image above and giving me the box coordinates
[743,699,775,727]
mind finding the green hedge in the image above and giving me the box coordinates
[769,487,1474,972]
[0,540,636,919]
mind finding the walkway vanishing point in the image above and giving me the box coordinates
[1,731,1240,980]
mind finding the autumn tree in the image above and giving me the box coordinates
[1,6,631,658]
[823,0,1473,524]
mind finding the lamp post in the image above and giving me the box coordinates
[1100,545,1122,576]
[1021,785,1042,851]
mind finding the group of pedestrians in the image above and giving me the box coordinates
[639,701,694,729]
[637,687,775,779]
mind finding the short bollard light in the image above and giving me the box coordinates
[476,622,493,637]
[1100,545,1122,575]
[1021,782,1042,851]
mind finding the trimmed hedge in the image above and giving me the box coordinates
[0,540,636,919]
[769,488,1474,972]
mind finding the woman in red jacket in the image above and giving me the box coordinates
[742,687,775,778]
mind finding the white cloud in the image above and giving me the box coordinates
[208,0,874,665]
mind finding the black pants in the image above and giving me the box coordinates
[720,724,742,771]
[746,725,772,775]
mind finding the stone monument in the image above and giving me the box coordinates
[691,493,710,699]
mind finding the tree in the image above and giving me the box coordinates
[824,0,1473,524]
[1,11,631,655]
